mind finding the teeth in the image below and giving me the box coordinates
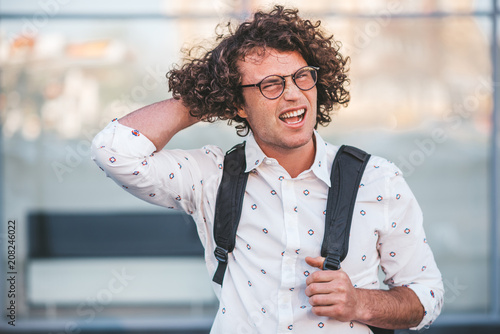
[279,109,305,120]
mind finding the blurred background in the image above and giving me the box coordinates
[0,0,499,333]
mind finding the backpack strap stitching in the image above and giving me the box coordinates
[212,143,248,285]
[321,145,371,270]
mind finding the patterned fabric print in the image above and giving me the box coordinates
[91,121,222,248]
[226,150,328,333]
[91,122,444,334]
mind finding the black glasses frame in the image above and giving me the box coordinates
[240,65,320,100]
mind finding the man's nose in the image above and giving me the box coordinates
[282,77,301,100]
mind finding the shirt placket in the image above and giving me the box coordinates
[277,178,300,333]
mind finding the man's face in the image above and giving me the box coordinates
[237,49,318,158]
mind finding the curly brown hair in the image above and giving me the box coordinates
[167,5,350,136]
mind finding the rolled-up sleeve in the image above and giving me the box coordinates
[378,168,444,330]
[91,120,224,216]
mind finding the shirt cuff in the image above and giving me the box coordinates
[408,283,444,330]
[102,120,157,158]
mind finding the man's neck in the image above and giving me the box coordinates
[257,136,316,178]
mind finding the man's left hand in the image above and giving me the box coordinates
[304,256,362,322]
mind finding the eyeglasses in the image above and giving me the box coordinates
[240,65,319,100]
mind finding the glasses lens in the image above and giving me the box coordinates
[294,67,317,91]
[259,76,284,99]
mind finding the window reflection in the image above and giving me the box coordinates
[0,0,496,328]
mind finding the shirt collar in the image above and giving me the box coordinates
[244,132,267,172]
[310,131,331,187]
[243,130,331,187]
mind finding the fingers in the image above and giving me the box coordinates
[305,256,325,269]
[303,257,357,322]
[305,272,349,295]
[305,279,336,297]
[311,304,336,316]
[308,291,335,306]
[305,256,331,286]
[306,278,355,322]
[305,267,345,285]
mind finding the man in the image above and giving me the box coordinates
[92,6,443,333]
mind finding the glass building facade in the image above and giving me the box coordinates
[1,0,499,332]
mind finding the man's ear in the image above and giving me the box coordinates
[237,108,248,118]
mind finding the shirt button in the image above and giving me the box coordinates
[280,295,291,305]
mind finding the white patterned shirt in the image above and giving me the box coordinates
[91,120,444,333]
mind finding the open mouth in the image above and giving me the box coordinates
[279,108,305,125]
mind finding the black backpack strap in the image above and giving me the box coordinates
[212,143,394,333]
[322,146,394,334]
[212,142,249,285]
[321,145,371,270]
[367,326,395,334]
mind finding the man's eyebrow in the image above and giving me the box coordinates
[266,66,306,78]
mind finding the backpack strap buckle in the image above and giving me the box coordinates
[323,255,341,271]
[214,246,228,263]
[213,246,230,285]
